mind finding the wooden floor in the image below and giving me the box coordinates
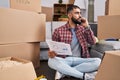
[35,60,55,80]
[35,60,83,80]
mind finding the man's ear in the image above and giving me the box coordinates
[67,13,72,18]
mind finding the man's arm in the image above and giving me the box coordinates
[84,27,96,45]
[48,29,59,58]
[52,29,60,42]
[81,17,96,45]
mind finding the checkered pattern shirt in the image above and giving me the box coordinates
[52,22,96,58]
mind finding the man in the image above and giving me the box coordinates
[48,5,101,80]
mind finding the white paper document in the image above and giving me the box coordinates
[46,40,72,55]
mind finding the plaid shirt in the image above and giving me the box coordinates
[52,22,96,58]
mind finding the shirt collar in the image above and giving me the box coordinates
[65,22,80,30]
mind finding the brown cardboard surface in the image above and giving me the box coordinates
[69,0,75,4]
[0,42,40,68]
[10,0,41,12]
[0,57,37,80]
[95,51,120,80]
[105,0,109,15]
[98,15,120,39]
[42,6,53,21]
[106,0,120,15]
[0,7,46,44]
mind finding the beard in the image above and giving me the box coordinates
[71,17,82,25]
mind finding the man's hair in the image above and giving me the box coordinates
[67,5,80,14]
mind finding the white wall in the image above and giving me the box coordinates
[94,0,106,22]
[0,0,9,8]
[74,0,88,18]
[73,0,106,22]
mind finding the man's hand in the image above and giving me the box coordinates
[48,50,57,58]
[81,17,89,28]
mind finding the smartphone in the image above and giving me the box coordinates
[81,18,86,23]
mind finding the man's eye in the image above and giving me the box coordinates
[75,12,81,14]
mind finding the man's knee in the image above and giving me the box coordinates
[48,58,61,69]
[94,58,101,68]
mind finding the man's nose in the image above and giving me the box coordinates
[79,16,82,19]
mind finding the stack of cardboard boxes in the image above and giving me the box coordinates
[105,0,120,15]
[98,0,120,39]
[0,0,46,69]
[95,0,120,79]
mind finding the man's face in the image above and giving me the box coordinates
[70,8,82,25]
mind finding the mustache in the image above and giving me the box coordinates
[71,17,82,25]
[77,17,82,20]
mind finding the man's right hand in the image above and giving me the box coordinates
[48,50,57,58]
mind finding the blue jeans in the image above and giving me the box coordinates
[48,57,101,79]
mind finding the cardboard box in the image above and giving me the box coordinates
[105,0,109,15]
[69,0,75,4]
[0,57,37,80]
[105,0,120,15]
[95,51,120,80]
[10,0,41,12]
[0,7,46,44]
[98,15,120,39]
[42,7,53,21]
[0,42,40,68]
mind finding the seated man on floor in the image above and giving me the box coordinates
[48,5,101,80]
